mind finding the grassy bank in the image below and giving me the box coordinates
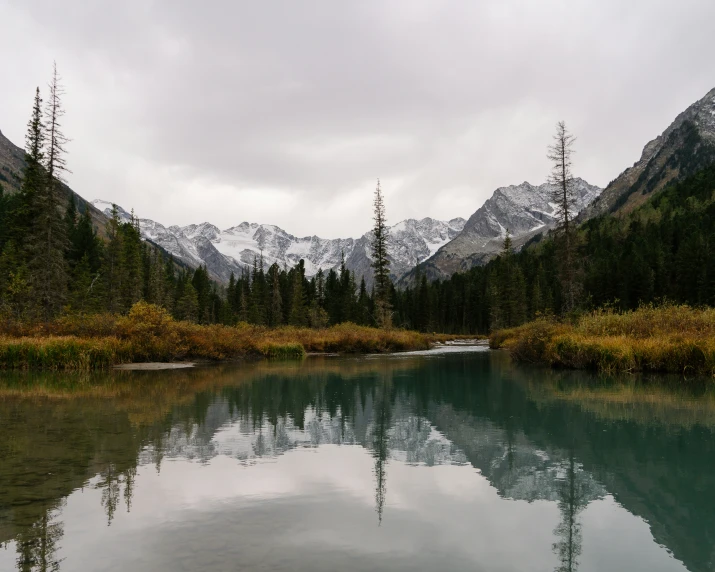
[0,302,457,370]
[490,305,715,376]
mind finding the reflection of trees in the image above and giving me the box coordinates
[95,465,136,526]
[371,373,392,525]
[552,453,586,572]
[3,355,715,571]
[15,505,64,572]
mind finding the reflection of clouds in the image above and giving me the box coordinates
[139,390,605,511]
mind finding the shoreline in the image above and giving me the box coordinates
[0,321,479,371]
[490,305,715,377]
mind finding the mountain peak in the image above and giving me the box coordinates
[91,199,463,284]
[581,86,715,219]
[405,178,602,281]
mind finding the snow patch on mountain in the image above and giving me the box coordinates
[90,200,465,284]
[413,178,602,280]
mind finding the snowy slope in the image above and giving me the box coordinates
[90,200,465,284]
[412,178,602,280]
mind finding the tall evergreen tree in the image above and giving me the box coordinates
[13,87,45,248]
[103,205,124,313]
[547,121,580,312]
[371,179,392,327]
[267,263,283,327]
[289,261,307,326]
[28,65,71,320]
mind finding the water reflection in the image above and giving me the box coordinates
[0,353,713,571]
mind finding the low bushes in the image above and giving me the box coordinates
[490,305,715,376]
[0,302,444,370]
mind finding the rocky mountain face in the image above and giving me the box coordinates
[91,199,465,284]
[0,129,111,236]
[579,87,715,220]
[0,129,25,194]
[410,178,602,281]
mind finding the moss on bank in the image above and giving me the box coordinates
[490,305,715,376]
[0,302,458,370]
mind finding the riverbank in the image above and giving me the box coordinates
[0,302,466,370]
[490,305,715,376]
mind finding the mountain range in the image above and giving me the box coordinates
[4,86,714,287]
[91,200,466,284]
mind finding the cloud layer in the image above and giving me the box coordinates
[2,0,714,237]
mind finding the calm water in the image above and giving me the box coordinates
[1,348,714,572]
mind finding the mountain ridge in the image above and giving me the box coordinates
[579,86,715,220]
[91,199,466,284]
[404,178,602,282]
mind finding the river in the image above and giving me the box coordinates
[1,347,713,571]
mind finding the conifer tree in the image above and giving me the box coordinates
[73,207,101,271]
[289,261,307,326]
[248,257,266,324]
[547,121,580,312]
[191,265,211,322]
[120,213,143,311]
[103,205,124,313]
[175,281,199,322]
[357,277,371,325]
[371,179,392,327]
[315,268,326,307]
[13,87,45,247]
[28,64,71,320]
[267,262,283,327]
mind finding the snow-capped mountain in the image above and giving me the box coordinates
[91,199,465,284]
[411,178,602,280]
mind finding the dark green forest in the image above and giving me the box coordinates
[392,164,715,333]
[3,71,715,334]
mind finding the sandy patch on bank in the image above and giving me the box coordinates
[113,363,195,370]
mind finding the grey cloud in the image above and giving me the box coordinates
[1,0,714,236]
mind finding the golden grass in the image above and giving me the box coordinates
[0,302,453,370]
[490,304,715,376]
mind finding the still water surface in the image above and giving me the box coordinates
[1,348,714,571]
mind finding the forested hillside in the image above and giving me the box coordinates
[392,163,715,333]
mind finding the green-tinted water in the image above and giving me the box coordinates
[1,348,714,571]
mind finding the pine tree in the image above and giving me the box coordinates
[13,87,45,248]
[416,273,431,331]
[69,253,99,314]
[191,265,211,322]
[248,257,266,324]
[103,205,124,313]
[547,121,580,312]
[28,65,71,320]
[371,179,392,327]
[120,213,143,311]
[289,261,307,326]
[175,281,199,322]
[357,277,371,325]
[267,263,283,327]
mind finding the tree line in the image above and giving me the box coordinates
[0,66,395,327]
[392,125,715,334]
[7,69,707,334]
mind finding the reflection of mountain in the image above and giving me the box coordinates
[1,355,714,571]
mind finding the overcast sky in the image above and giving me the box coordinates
[1,1,713,238]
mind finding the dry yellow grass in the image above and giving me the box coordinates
[0,302,455,370]
[490,305,715,376]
